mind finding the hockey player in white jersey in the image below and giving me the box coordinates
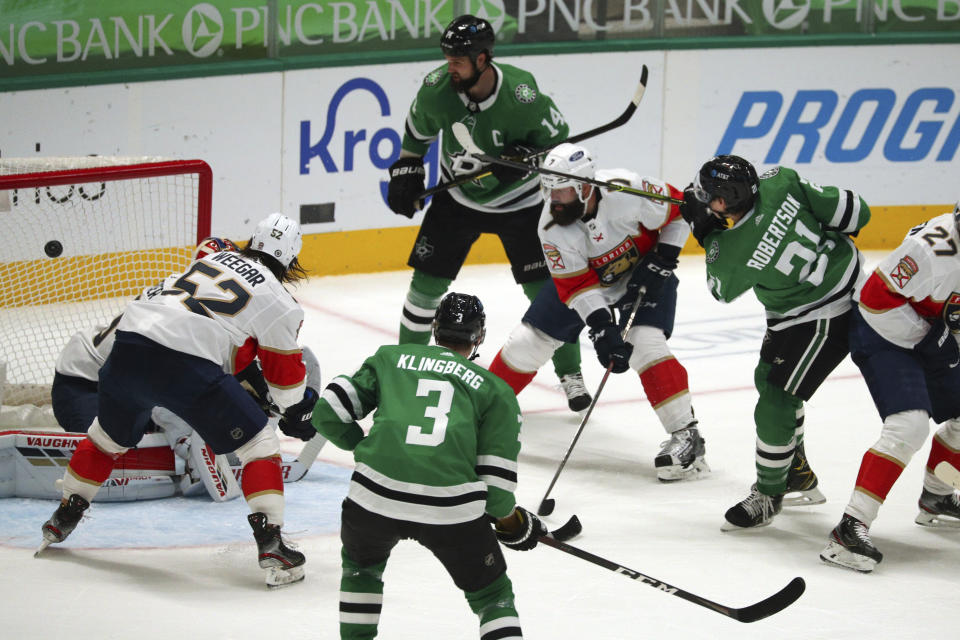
[487,143,708,481]
[39,214,315,587]
[821,202,960,573]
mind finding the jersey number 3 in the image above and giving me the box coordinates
[406,379,454,447]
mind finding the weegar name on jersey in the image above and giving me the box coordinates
[395,354,485,390]
[746,193,803,271]
[208,251,267,286]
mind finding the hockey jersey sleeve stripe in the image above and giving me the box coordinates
[322,379,360,422]
[476,454,518,473]
[404,116,436,145]
[829,190,858,233]
[859,271,908,312]
[476,466,517,492]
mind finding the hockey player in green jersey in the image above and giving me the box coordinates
[310,292,547,640]
[386,14,589,413]
[680,155,871,530]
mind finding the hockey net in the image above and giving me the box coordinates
[0,157,211,411]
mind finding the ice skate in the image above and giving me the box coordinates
[248,512,305,588]
[721,484,782,531]
[820,514,883,573]
[559,372,591,412]
[783,443,826,507]
[915,488,960,528]
[655,424,709,482]
[37,494,90,556]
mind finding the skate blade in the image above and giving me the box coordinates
[657,458,710,483]
[782,486,826,507]
[915,511,960,528]
[265,565,305,588]
[720,517,774,532]
[34,539,52,558]
[819,541,878,573]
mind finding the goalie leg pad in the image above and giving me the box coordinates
[185,431,242,502]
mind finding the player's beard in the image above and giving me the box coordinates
[549,200,585,226]
[451,61,482,92]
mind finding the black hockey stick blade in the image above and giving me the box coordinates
[539,536,805,623]
[549,515,583,542]
[537,497,555,516]
[418,66,649,201]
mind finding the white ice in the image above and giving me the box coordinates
[3,255,958,639]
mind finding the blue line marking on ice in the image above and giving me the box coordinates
[0,462,351,550]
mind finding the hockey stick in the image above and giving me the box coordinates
[451,122,682,207]
[550,515,583,542]
[934,461,960,490]
[417,65,649,201]
[539,536,805,623]
[537,288,646,517]
[285,433,327,482]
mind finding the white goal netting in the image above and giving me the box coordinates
[0,157,211,409]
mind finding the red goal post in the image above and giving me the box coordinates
[0,157,212,410]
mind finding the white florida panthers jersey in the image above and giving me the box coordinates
[538,169,689,321]
[55,316,121,381]
[857,211,960,349]
[117,251,306,409]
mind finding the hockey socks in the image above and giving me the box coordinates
[488,349,537,394]
[61,437,119,502]
[753,362,804,495]
[241,455,285,525]
[638,357,693,432]
[399,271,451,344]
[465,573,522,640]
[340,550,387,640]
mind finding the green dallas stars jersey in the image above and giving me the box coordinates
[312,343,523,524]
[403,62,568,213]
[703,166,871,329]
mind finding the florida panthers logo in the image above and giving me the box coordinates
[542,243,565,270]
[889,255,919,288]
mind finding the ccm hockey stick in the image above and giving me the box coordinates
[934,461,960,490]
[537,288,646,517]
[418,65,649,200]
[539,536,806,623]
[451,122,682,207]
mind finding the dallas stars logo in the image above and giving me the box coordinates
[515,84,537,104]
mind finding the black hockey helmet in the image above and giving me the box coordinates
[954,199,959,233]
[433,292,486,347]
[440,15,495,61]
[693,155,759,214]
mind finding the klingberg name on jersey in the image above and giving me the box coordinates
[396,353,485,389]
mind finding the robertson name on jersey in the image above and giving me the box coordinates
[702,166,871,330]
[313,343,523,525]
[403,62,568,213]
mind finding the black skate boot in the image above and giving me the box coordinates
[820,514,883,572]
[915,488,960,528]
[37,494,90,555]
[248,512,305,588]
[784,442,826,506]
[559,372,591,412]
[655,423,709,482]
[721,484,782,531]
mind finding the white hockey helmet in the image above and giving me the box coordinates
[540,143,597,204]
[250,212,302,268]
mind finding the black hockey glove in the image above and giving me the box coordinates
[587,310,633,374]
[495,506,547,551]
[387,156,425,218]
[628,249,678,304]
[679,186,725,247]
[490,142,536,184]
[278,387,319,441]
[235,360,277,415]
[914,320,959,371]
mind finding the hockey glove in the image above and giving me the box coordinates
[490,142,536,184]
[235,360,278,415]
[278,387,319,441]
[679,186,725,247]
[495,506,548,551]
[587,309,633,374]
[387,156,425,218]
[915,320,959,371]
[628,249,678,304]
